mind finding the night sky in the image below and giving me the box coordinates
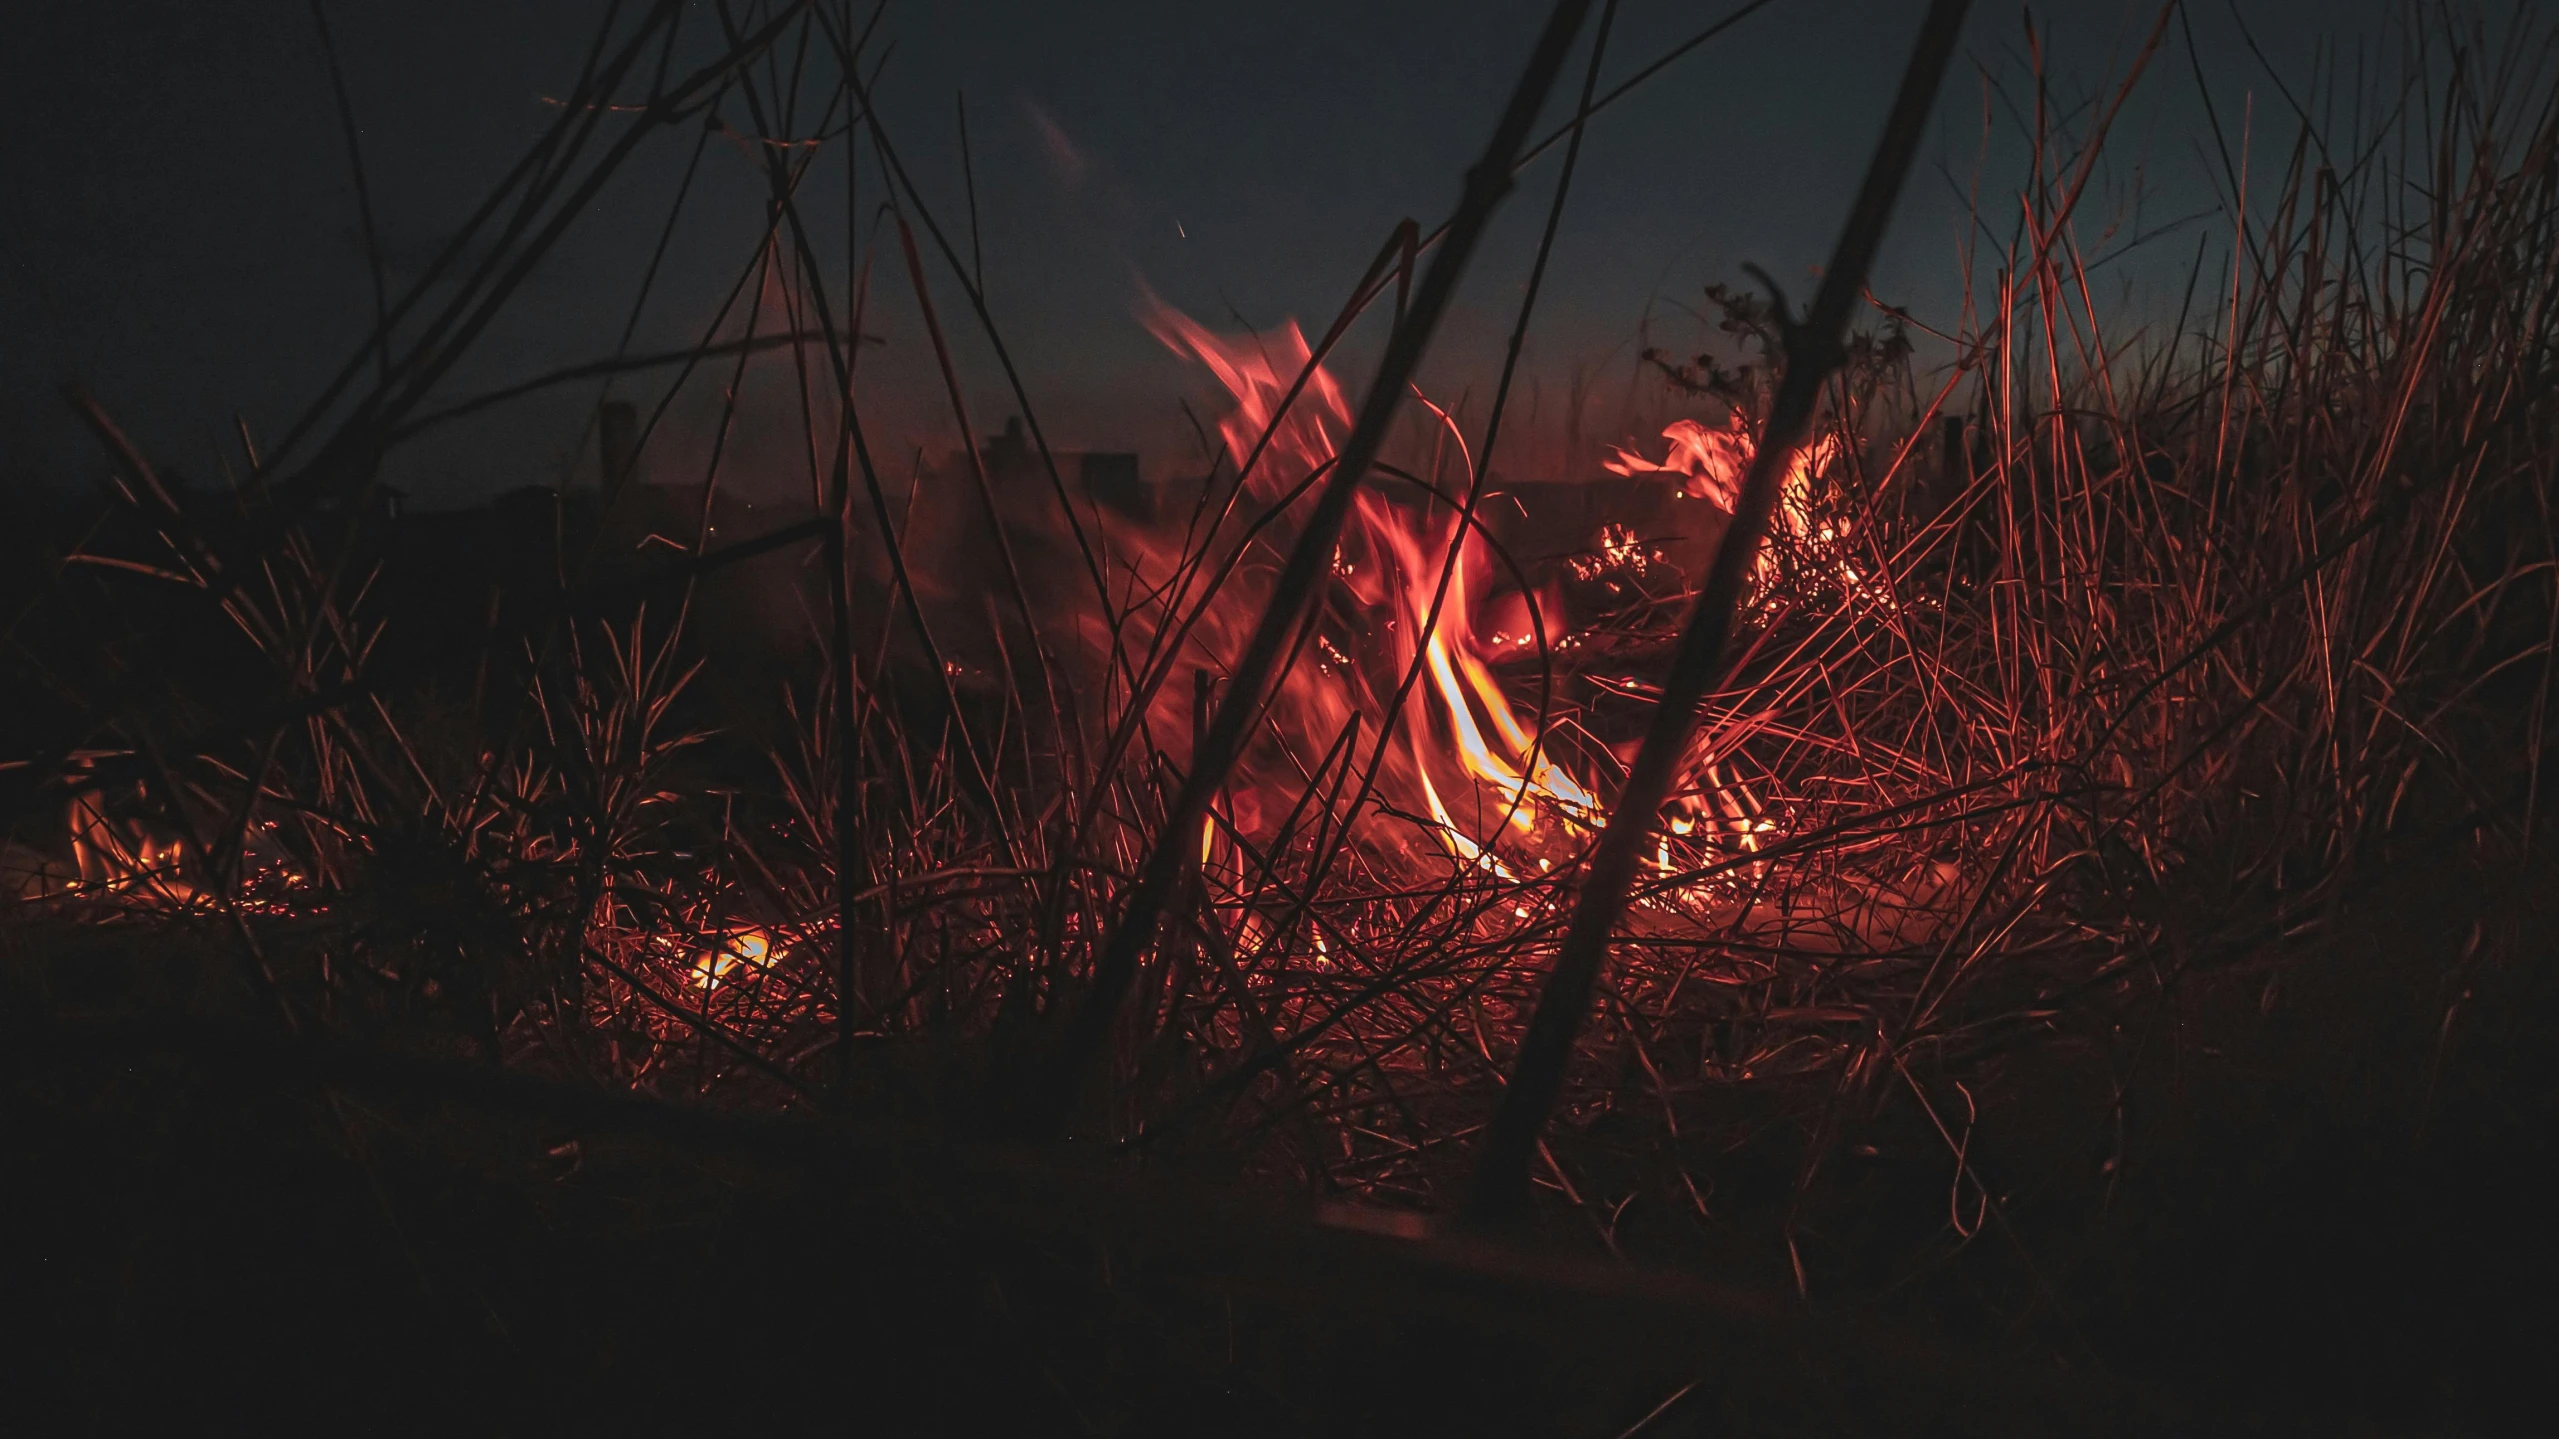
[4,0,2382,506]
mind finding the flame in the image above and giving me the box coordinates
[1604,416,1754,507]
[1140,305,1641,878]
[66,785,195,906]
[1141,306,1844,892]
[1143,300,1348,497]
[1605,414,1843,590]
[691,926,776,990]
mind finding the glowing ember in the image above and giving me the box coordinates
[65,784,195,906]
[691,927,776,990]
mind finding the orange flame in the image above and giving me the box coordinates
[1144,304,1633,875]
[1604,414,1844,591]
[690,927,776,990]
[1141,306,1859,892]
[66,786,196,906]
[1603,416,1754,508]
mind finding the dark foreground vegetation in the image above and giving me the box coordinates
[11,863,2558,1432]
[9,1,2559,1431]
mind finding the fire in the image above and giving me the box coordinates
[1603,415,1753,507]
[1604,415,1843,591]
[1143,304,1773,883]
[1136,302,1902,924]
[64,782,195,906]
[690,926,776,990]
[1373,512,1599,842]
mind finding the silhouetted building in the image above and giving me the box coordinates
[977,415,1151,524]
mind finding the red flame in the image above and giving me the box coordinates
[1132,300,1887,914]
[1141,304,1695,876]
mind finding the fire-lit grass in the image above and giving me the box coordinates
[7,1,2559,1425]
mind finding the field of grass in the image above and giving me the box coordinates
[7,1,2559,1431]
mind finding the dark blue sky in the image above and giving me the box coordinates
[3,0,2390,505]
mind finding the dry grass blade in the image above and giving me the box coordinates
[1470,0,1974,1222]
[1045,0,1603,1134]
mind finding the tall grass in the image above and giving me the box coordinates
[7,0,2556,1326]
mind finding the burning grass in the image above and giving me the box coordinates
[8,0,2559,1428]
